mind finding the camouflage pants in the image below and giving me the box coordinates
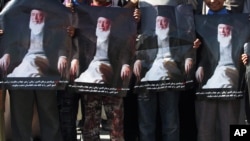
[82,94,124,141]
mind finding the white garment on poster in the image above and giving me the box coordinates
[7,31,49,77]
[141,57,181,81]
[141,37,181,81]
[202,65,238,89]
[203,43,238,89]
[75,38,113,83]
[74,60,112,83]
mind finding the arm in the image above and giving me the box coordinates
[56,27,71,76]
[59,0,77,76]
[195,38,209,84]
[119,38,134,81]
[191,35,205,83]
[132,35,157,82]
[70,35,79,77]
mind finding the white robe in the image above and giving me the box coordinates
[202,44,238,89]
[141,37,182,81]
[75,39,113,83]
[7,31,49,77]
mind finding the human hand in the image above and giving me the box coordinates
[0,54,10,72]
[70,59,79,76]
[63,0,74,12]
[67,26,75,37]
[133,8,141,23]
[0,29,3,35]
[58,56,67,76]
[195,66,204,83]
[193,38,201,49]
[133,60,141,82]
[242,53,248,65]
[185,58,193,74]
[121,65,131,80]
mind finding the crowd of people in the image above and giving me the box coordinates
[0,0,250,141]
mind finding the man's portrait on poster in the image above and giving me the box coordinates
[195,14,249,99]
[134,6,195,91]
[0,7,70,89]
[72,6,135,95]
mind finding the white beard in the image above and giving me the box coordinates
[96,27,110,42]
[29,21,45,35]
[218,34,232,47]
[155,27,169,40]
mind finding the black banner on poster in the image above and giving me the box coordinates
[0,0,72,90]
[134,5,196,92]
[195,14,249,100]
[69,5,137,96]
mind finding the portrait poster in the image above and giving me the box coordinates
[69,5,137,96]
[0,0,73,90]
[195,14,249,100]
[134,5,196,92]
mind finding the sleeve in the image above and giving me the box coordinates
[243,0,250,13]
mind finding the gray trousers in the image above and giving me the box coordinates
[195,100,240,141]
[9,90,62,141]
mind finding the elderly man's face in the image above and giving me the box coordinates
[31,9,45,24]
[204,0,225,12]
[218,24,231,37]
[156,16,169,30]
[97,17,111,32]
